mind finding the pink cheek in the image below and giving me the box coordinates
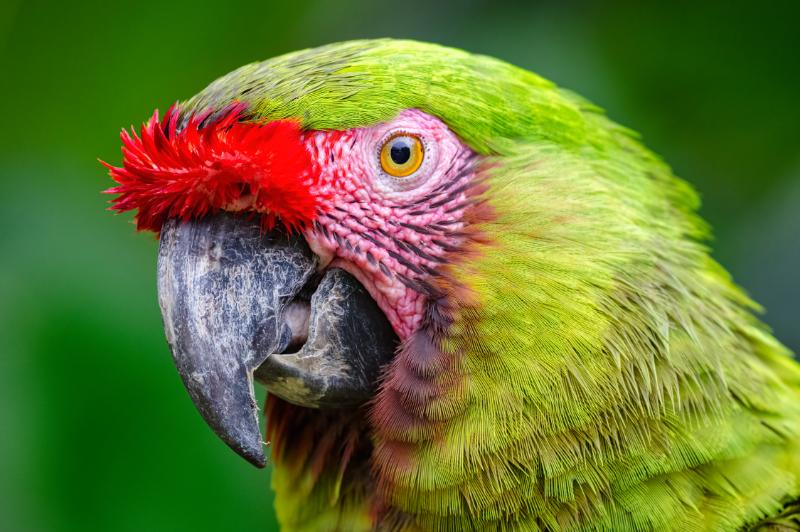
[361,216,379,230]
[394,294,424,334]
[304,114,473,339]
[343,180,359,194]
[397,228,422,245]
[373,204,394,218]
[373,275,404,303]
[348,202,370,221]
[354,188,370,202]
[304,232,336,269]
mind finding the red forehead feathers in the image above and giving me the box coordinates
[103,103,317,233]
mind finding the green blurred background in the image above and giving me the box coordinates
[0,1,797,530]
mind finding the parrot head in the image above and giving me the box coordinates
[105,41,499,467]
[104,39,800,529]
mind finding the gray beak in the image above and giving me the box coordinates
[157,213,398,467]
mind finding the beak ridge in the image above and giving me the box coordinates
[157,214,317,467]
[156,213,398,466]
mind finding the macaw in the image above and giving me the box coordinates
[104,39,800,530]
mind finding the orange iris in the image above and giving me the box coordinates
[380,134,424,177]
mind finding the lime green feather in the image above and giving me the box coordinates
[420,133,800,529]
[183,39,800,530]
[182,39,587,153]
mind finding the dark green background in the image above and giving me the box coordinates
[1,1,797,531]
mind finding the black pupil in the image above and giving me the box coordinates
[390,139,412,165]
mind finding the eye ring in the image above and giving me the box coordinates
[379,133,424,178]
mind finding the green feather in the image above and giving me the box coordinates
[182,39,586,153]
[184,39,800,530]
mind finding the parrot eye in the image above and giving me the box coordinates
[379,133,424,178]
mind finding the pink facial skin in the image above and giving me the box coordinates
[106,105,477,340]
[301,109,477,339]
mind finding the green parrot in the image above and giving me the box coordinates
[104,39,800,530]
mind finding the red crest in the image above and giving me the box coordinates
[103,103,317,233]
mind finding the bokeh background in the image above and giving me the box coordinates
[0,1,797,530]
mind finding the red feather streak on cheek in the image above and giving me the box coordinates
[102,103,321,233]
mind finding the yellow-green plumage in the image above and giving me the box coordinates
[184,39,800,530]
[429,130,800,530]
